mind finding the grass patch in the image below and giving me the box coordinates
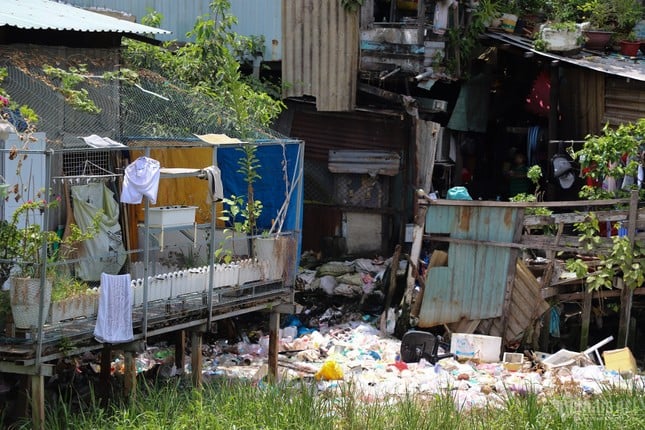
[7,377,645,429]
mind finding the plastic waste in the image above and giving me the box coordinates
[315,360,344,381]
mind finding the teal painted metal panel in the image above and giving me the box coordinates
[420,205,520,327]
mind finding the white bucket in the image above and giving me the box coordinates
[450,333,502,362]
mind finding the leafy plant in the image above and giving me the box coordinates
[579,0,614,30]
[50,272,94,302]
[567,213,644,292]
[533,37,549,51]
[122,1,284,139]
[9,197,102,279]
[446,0,502,78]
[568,118,645,200]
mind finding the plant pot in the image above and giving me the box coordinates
[9,277,52,329]
[254,235,297,285]
[539,24,584,53]
[619,40,641,56]
[583,30,613,50]
[48,293,99,323]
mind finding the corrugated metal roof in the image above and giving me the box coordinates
[0,0,170,35]
[486,31,645,82]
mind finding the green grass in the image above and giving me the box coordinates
[8,378,645,429]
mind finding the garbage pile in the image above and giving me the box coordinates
[114,320,644,410]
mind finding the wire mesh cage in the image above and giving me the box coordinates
[0,44,288,150]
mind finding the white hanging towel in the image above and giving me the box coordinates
[120,156,161,204]
[94,273,133,344]
[203,165,224,204]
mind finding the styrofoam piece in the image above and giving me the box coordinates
[449,333,502,363]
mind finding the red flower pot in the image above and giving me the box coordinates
[619,40,641,56]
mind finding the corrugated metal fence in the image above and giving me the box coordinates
[282,0,359,111]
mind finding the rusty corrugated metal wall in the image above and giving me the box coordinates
[282,0,359,111]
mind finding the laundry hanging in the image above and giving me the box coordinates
[202,165,224,204]
[120,156,161,204]
[94,273,133,344]
[71,182,127,281]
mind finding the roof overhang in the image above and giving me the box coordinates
[485,31,645,82]
[0,0,171,36]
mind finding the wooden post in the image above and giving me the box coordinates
[99,343,112,403]
[579,289,592,350]
[30,374,45,430]
[268,311,280,381]
[175,330,186,371]
[546,60,559,201]
[416,0,426,45]
[123,351,137,399]
[191,329,203,388]
[381,245,402,334]
[617,190,639,348]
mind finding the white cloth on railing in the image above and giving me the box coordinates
[203,165,224,204]
[94,273,133,344]
[120,156,161,204]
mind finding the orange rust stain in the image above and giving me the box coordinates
[503,208,513,227]
[458,207,472,231]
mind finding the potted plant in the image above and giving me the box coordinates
[579,0,615,49]
[535,1,586,53]
[8,197,100,329]
[48,271,98,323]
[618,30,642,55]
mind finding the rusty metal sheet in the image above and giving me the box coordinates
[419,205,521,327]
[282,0,359,111]
[328,150,400,176]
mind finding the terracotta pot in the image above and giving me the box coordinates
[583,30,613,50]
[619,40,641,56]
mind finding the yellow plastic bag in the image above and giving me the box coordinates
[315,360,344,381]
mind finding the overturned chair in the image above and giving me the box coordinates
[400,330,454,364]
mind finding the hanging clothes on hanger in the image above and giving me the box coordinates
[120,156,161,204]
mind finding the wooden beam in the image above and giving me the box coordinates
[174,330,186,371]
[30,374,45,430]
[268,311,280,381]
[190,329,203,388]
[557,286,645,302]
[123,351,136,399]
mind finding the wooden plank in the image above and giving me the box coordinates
[381,244,401,334]
[428,197,629,208]
[410,249,448,317]
[580,290,593,350]
[524,207,645,227]
[558,286,645,301]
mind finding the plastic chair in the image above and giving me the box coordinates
[400,330,454,364]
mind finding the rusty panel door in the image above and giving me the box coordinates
[419,205,521,327]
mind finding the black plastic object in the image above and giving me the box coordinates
[400,330,454,364]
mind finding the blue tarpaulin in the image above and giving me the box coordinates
[217,142,303,259]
